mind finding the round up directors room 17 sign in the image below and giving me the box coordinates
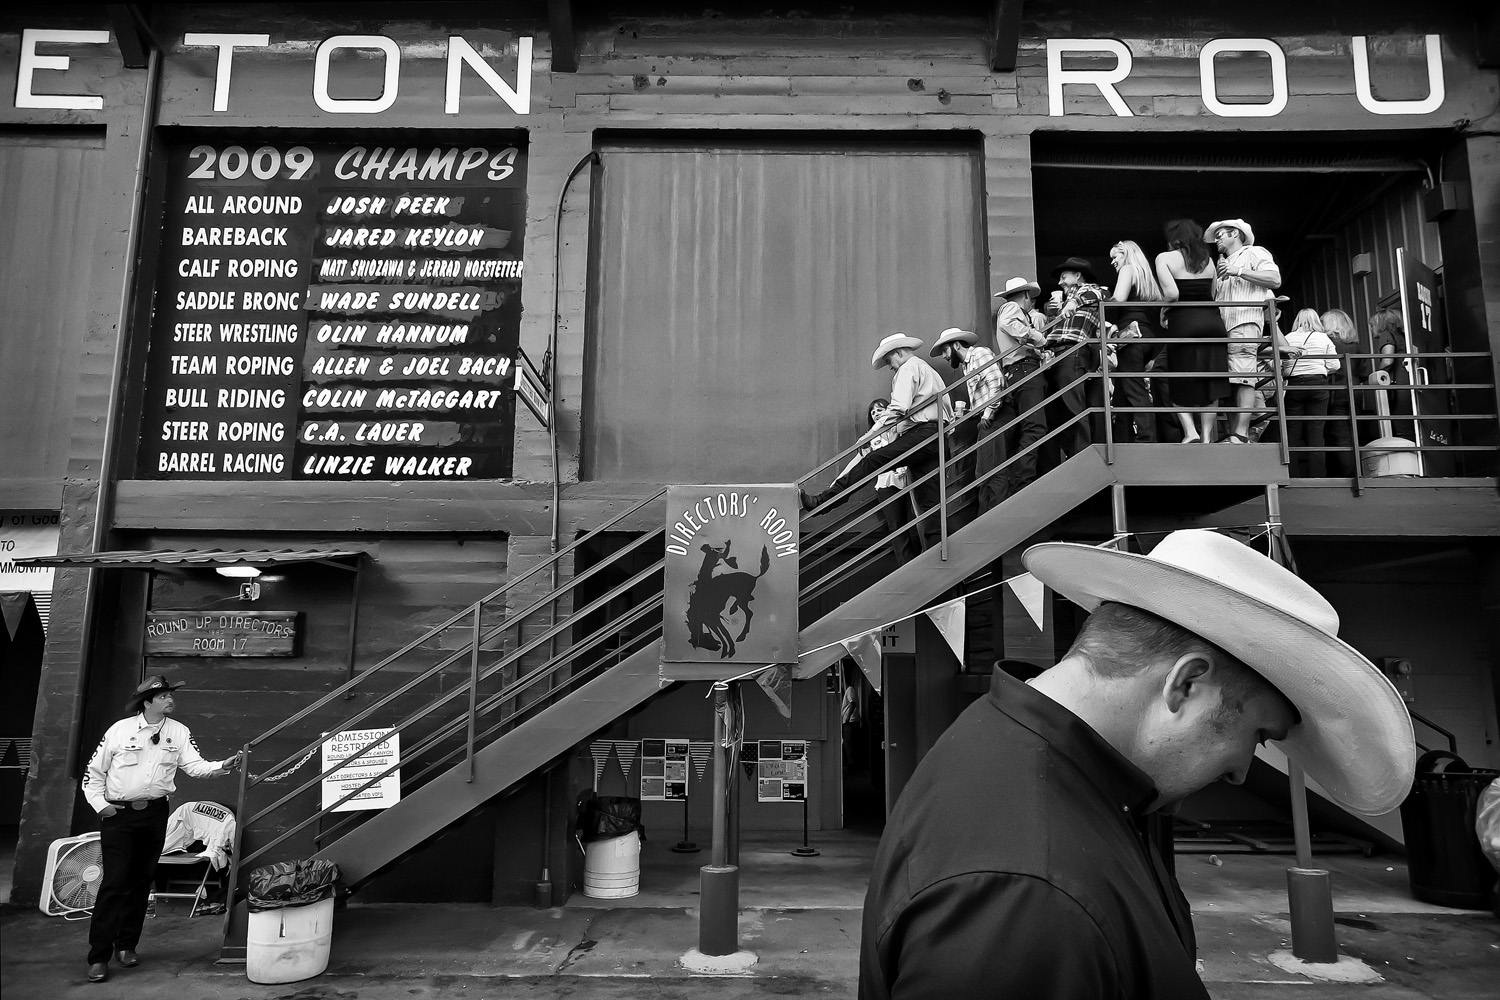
[662,486,799,666]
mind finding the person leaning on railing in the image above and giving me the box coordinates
[1107,240,1167,443]
[1042,256,1106,460]
[1364,308,1415,441]
[1282,309,1341,477]
[990,277,1050,501]
[1320,308,1360,477]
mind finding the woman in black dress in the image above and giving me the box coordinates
[1106,240,1166,442]
[1154,218,1231,443]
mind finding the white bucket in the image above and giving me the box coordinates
[583,831,641,899]
[246,896,335,984]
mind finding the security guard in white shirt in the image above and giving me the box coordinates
[81,676,240,983]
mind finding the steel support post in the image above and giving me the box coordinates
[699,681,739,955]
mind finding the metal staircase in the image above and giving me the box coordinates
[220,316,1299,958]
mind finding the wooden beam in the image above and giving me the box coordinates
[988,0,1023,73]
[107,5,150,69]
[548,0,578,73]
[1477,5,1500,70]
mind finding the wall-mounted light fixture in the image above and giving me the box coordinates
[1351,253,1373,279]
[216,565,261,579]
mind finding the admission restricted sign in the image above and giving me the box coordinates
[321,728,401,812]
[662,486,799,665]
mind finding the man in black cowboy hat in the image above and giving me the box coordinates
[81,676,240,983]
[1041,256,1107,461]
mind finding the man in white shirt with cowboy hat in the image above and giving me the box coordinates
[1206,219,1292,444]
[861,529,1415,1000]
[991,276,1049,501]
[802,333,953,557]
[81,676,240,983]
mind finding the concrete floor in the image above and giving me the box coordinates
[3,830,1497,998]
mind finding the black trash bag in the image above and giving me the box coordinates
[246,859,341,912]
[575,791,645,844]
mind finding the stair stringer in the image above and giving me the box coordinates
[315,639,667,886]
[792,446,1118,680]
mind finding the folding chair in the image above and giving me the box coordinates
[150,800,235,917]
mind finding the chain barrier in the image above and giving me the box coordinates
[253,746,319,783]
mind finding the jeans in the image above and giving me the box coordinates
[993,359,1048,502]
[810,423,943,552]
[1285,375,1330,477]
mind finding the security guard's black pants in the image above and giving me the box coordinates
[88,798,168,964]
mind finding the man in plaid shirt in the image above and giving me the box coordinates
[1042,256,1107,460]
[932,328,1006,512]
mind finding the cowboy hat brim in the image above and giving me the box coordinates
[1021,543,1415,816]
[127,679,188,708]
[1206,219,1256,246]
[930,329,979,356]
[1050,259,1097,283]
[995,281,1041,299]
[871,336,924,368]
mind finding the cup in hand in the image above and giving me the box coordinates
[1049,290,1064,306]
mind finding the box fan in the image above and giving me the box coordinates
[40,832,103,918]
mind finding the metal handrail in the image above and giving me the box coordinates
[225,293,1497,934]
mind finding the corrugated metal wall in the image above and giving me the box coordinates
[0,132,106,483]
[584,141,986,482]
[1291,175,1443,345]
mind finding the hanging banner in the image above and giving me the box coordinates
[639,738,689,801]
[662,485,799,665]
[321,728,400,812]
[690,741,711,784]
[755,664,794,719]
[841,630,884,694]
[588,741,610,787]
[925,600,966,664]
[756,739,807,802]
[617,740,640,785]
[0,512,60,594]
[1007,572,1047,631]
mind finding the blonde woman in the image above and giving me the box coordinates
[1107,240,1166,442]
[1320,308,1359,476]
[1282,309,1340,477]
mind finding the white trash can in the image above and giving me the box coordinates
[583,831,641,898]
[246,896,335,984]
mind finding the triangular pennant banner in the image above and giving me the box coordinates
[618,740,640,785]
[924,600,966,664]
[755,664,793,720]
[1007,572,1046,631]
[690,742,711,783]
[0,594,26,640]
[841,630,884,695]
[32,593,50,635]
[589,741,609,787]
[741,759,756,780]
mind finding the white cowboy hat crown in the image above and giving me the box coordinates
[1022,529,1414,815]
[930,327,979,356]
[1206,219,1256,246]
[994,276,1041,299]
[870,334,924,369]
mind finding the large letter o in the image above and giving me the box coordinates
[1199,38,1288,118]
[314,35,400,114]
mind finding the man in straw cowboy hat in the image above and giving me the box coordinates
[81,676,241,982]
[991,276,1049,502]
[1206,219,1295,444]
[860,529,1414,1000]
[802,334,953,558]
[930,327,1003,513]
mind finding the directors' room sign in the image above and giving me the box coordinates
[144,610,301,657]
[661,486,799,665]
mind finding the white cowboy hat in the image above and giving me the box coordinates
[1022,529,1415,816]
[1206,219,1256,246]
[929,327,978,356]
[994,277,1041,299]
[870,334,924,369]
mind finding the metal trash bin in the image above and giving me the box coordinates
[1399,751,1500,909]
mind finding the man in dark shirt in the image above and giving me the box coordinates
[860,529,1416,999]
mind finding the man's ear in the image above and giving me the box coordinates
[1161,654,1213,714]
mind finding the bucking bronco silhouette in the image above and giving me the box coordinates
[685,539,771,659]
